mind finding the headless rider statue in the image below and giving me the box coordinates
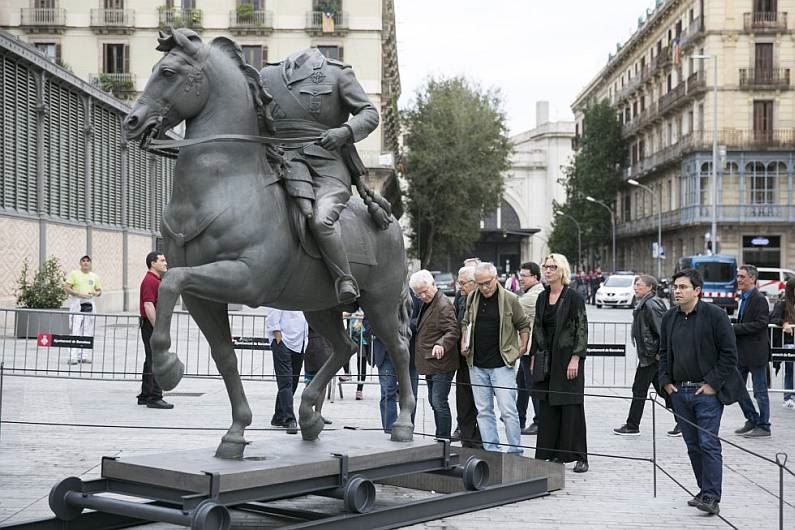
[260,48,379,304]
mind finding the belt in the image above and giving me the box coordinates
[677,381,705,388]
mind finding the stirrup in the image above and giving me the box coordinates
[335,276,359,304]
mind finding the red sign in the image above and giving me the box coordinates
[37,333,53,347]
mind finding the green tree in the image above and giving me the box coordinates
[402,77,511,267]
[549,99,626,270]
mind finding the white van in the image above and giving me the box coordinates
[757,268,795,300]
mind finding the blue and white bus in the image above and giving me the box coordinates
[676,255,738,315]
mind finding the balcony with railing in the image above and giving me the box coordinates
[744,11,788,32]
[90,8,135,34]
[305,11,349,36]
[621,101,657,138]
[658,83,686,115]
[618,204,795,236]
[158,8,203,30]
[20,8,66,33]
[739,67,791,90]
[679,16,704,49]
[685,70,707,94]
[89,73,137,99]
[229,9,273,35]
[655,46,672,72]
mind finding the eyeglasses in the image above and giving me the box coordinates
[457,279,474,286]
[542,265,558,271]
[519,272,532,278]
[671,284,693,291]
[476,277,496,288]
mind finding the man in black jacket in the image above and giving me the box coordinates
[614,275,668,436]
[659,268,746,516]
[732,264,771,437]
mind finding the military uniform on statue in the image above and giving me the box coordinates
[260,48,380,304]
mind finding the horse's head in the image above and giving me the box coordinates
[123,28,210,144]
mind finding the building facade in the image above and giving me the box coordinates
[0,0,401,309]
[428,102,574,275]
[572,0,795,276]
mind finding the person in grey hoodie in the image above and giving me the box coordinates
[614,275,668,436]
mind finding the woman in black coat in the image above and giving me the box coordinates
[530,253,589,472]
[771,278,795,407]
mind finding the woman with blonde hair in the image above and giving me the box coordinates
[530,253,590,472]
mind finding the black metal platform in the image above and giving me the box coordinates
[2,430,550,529]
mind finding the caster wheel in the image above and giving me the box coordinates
[48,477,84,521]
[343,475,376,513]
[191,500,231,530]
[462,457,489,491]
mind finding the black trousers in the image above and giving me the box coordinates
[536,400,588,463]
[516,355,540,428]
[138,320,163,402]
[455,355,481,447]
[626,361,669,430]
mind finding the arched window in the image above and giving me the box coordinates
[722,161,739,204]
[699,161,712,206]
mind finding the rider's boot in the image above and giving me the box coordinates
[314,224,359,304]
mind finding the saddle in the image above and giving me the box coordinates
[287,196,377,266]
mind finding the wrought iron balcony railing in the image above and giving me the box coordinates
[305,11,349,34]
[158,8,203,29]
[90,9,135,30]
[743,11,788,32]
[89,73,137,98]
[20,8,66,28]
[739,68,791,89]
[229,9,273,31]
[679,16,704,49]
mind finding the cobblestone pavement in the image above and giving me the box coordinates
[0,306,793,528]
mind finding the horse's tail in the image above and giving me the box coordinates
[397,279,413,353]
[354,177,393,231]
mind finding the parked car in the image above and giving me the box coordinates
[595,274,638,308]
[756,267,795,301]
[676,255,738,315]
[432,271,456,297]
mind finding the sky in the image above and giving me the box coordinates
[395,0,655,135]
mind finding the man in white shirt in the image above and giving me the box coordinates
[266,309,308,434]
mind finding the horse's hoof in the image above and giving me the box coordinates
[154,353,184,391]
[299,413,324,441]
[390,422,414,442]
[215,436,247,459]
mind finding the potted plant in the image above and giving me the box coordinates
[317,0,340,15]
[237,3,255,24]
[15,257,70,339]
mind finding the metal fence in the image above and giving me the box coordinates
[1,307,791,394]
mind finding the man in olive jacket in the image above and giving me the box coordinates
[410,270,460,439]
[461,262,530,453]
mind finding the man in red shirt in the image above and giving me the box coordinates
[137,252,173,409]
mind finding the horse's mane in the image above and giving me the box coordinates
[156,29,274,134]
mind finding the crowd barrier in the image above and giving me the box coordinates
[0,308,792,395]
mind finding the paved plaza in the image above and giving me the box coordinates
[0,307,793,529]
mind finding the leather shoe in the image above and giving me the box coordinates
[734,421,755,435]
[743,427,771,438]
[137,397,148,405]
[573,460,589,473]
[270,418,286,427]
[687,494,702,507]
[522,423,539,435]
[285,420,298,435]
[696,495,720,515]
[146,399,174,409]
[451,428,461,442]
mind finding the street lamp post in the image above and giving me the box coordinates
[692,53,719,254]
[586,196,616,273]
[533,233,549,258]
[559,212,582,270]
[628,178,662,280]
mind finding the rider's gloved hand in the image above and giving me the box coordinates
[319,127,352,150]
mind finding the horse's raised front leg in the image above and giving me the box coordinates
[150,260,255,391]
[182,294,252,459]
[301,310,352,441]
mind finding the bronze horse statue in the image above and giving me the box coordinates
[122,30,415,459]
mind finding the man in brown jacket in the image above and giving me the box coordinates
[410,269,460,439]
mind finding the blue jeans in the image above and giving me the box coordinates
[671,386,724,500]
[377,355,419,432]
[785,361,794,401]
[426,371,455,438]
[737,364,771,431]
[271,341,303,423]
[469,365,522,453]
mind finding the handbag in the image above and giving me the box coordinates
[532,350,550,382]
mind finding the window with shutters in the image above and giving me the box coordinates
[103,43,128,73]
[753,100,773,142]
[316,45,343,61]
[0,57,38,213]
[44,81,86,221]
[242,45,267,69]
[127,142,149,230]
